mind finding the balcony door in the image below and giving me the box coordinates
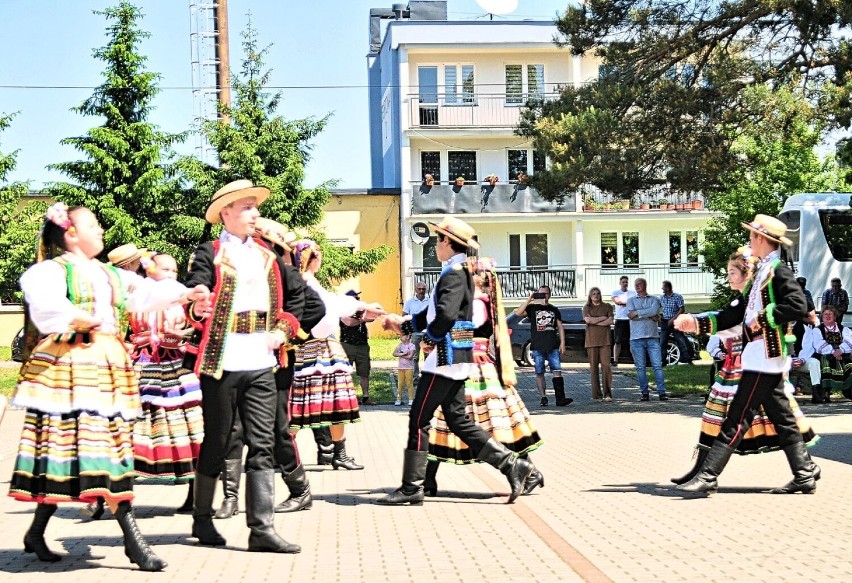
[418,66,439,126]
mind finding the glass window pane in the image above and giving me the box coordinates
[444,66,458,104]
[622,232,639,266]
[528,64,544,98]
[462,65,475,104]
[448,151,477,183]
[669,232,681,265]
[532,150,546,174]
[509,234,520,270]
[508,150,528,180]
[686,231,699,266]
[505,65,523,104]
[601,232,618,268]
[418,66,438,103]
[421,151,440,182]
[423,236,441,268]
[526,234,548,269]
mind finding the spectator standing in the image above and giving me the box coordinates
[797,277,815,312]
[627,278,668,401]
[821,277,849,315]
[514,286,572,407]
[583,287,614,401]
[393,334,416,406]
[340,290,374,405]
[611,275,636,367]
[659,280,694,365]
[403,282,430,383]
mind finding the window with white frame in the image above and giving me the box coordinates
[601,232,640,268]
[669,231,699,267]
[445,64,475,105]
[509,234,549,271]
[420,151,440,182]
[508,150,528,181]
[505,64,545,104]
[448,151,477,183]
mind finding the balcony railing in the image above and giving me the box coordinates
[412,183,575,214]
[409,92,560,129]
[409,264,715,301]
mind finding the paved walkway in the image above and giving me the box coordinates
[1,367,851,582]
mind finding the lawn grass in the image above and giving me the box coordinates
[368,337,398,361]
[0,347,10,361]
[621,363,712,396]
[352,370,396,404]
[1,366,19,398]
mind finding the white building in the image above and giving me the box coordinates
[368,1,717,305]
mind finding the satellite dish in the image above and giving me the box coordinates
[475,0,519,16]
[411,222,430,245]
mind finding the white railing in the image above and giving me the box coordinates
[408,92,560,128]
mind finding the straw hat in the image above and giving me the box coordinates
[429,216,480,250]
[741,214,792,246]
[254,217,297,252]
[205,180,270,224]
[107,243,147,268]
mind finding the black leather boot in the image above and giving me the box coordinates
[214,458,241,519]
[811,384,824,404]
[176,482,194,514]
[771,441,817,494]
[477,439,534,504]
[553,377,573,406]
[192,473,227,546]
[423,459,439,497]
[80,497,105,521]
[332,438,364,471]
[521,455,545,495]
[671,448,709,485]
[245,470,301,553]
[376,449,428,506]
[275,464,312,513]
[807,450,821,481]
[312,427,334,465]
[115,502,167,572]
[676,441,734,494]
[23,503,61,562]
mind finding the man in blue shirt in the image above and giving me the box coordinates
[659,280,694,365]
[627,278,668,401]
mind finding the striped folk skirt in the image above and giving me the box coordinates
[9,334,140,504]
[819,354,852,392]
[131,349,204,480]
[289,337,361,430]
[428,361,543,464]
[698,353,817,454]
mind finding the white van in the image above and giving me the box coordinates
[778,192,852,313]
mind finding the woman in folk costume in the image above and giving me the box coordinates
[809,305,852,402]
[671,249,818,485]
[423,257,544,497]
[9,203,209,571]
[128,253,205,510]
[289,239,385,470]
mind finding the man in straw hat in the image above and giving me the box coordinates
[379,216,534,505]
[673,214,819,495]
[182,180,304,553]
[107,243,147,274]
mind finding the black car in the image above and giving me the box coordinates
[11,326,25,362]
[507,307,700,367]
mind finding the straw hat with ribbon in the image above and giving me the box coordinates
[429,216,480,250]
[107,243,147,268]
[254,217,297,252]
[741,214,793,247]
[205,179,270,224]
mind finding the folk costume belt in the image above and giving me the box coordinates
[231,311,268,334]
[130,331,184,350]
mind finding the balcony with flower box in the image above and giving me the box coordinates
[411,180,574,215]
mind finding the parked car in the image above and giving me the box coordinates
[507,307,701,367]
[11,326,24,362]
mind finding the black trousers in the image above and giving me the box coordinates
[717,371,803,449]
[407,371,490,453]
[224,362,299,474]
[197,368,277,477]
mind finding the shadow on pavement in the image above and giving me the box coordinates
[587,483,777,497]
[810,432,852,466]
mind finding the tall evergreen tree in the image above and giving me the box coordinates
[180,17,391,285]
[46,2,196,261]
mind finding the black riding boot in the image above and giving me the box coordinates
[23,503,61,562]
[245,470,301,553]
[214,458,241,519]
[332,438,364,471]
[423,459,439,497]
[771,441,817,494]
[275,464,313,513]
[807,450,822,481]
[476,438,534,504]
[553,376,573,406]
[811,384,824,404]
[192,473,227,546]
[521,455,545,495]
[376,449,428,506]
[80,497,105,521]
[176,482,194,514]
[671,447,709,485]
[115,502,167,572]
[312,427,334,465]
[676,441,734,494]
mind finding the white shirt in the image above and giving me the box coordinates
[403,295,430,317]
[799,326,816,361]
[304,277,360,339]
[741,250,787,373]
[611,288,636,320]
[20,253,186,335]
[812,323,852,355]
[421,253,474,381]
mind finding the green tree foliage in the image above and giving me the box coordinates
[180,17,392,285]
[46,2,194,263]
[0,112,43,303]
[521,0,852,202]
